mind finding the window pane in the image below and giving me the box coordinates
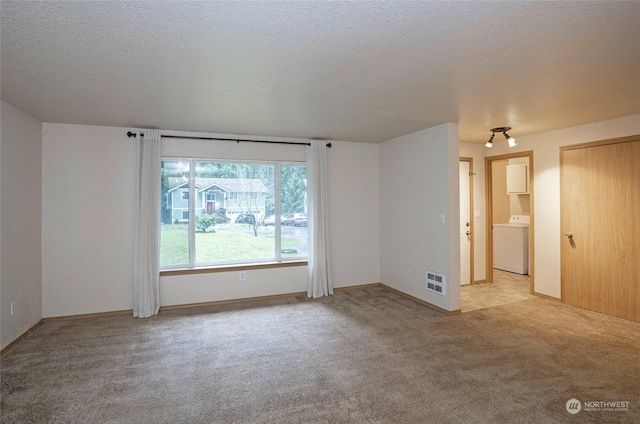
[194,162,275,264]
[160,160,190,267]
[281,165,308,259]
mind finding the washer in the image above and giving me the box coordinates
[493,215,530,275]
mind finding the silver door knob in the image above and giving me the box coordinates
[565,232,573,239]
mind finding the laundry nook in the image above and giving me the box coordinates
[491,159,531,276]
[493,215,530,275]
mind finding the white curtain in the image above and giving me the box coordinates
[133,130,161,318]
[306,140,333,298]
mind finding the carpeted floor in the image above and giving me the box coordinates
[1,286,638,423]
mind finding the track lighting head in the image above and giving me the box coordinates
[485,133,495,148]
[503,131,517,147]
[486,127,516,148]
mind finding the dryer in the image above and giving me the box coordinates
[493,215,530,275]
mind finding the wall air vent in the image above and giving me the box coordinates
[426,271,446,296]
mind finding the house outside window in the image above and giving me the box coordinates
[160,159,308,268]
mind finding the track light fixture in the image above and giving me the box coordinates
[485,127,516,148]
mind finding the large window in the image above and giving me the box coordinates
[160,159,308,269]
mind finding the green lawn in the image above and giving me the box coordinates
[160,224,301,266]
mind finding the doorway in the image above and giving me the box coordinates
[485,151,534,293]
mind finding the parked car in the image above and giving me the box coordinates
[292,213,308,227]
[263,215,287,226]
[282,216,295,226]
[235,213,255,224]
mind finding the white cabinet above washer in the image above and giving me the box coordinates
[506,164,528,194]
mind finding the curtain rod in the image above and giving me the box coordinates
[126,131,331,148]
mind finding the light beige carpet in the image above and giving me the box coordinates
[2,286,638,423]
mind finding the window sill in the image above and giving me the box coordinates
[160,260,308,277]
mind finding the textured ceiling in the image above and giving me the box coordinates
[1,1,639,143]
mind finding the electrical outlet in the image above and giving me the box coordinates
[239,271,246,281]
[406,269,412,277]
[11,302,16,316]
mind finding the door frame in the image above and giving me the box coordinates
[485,151,535,294]
[460,157,474,284]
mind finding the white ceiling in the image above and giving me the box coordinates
[1,1,639,143]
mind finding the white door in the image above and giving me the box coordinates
[459,161,471,286]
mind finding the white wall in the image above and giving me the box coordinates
[160,137,380,305]
[1,101,43,349]
[327,141,380,288]
[42,124,137,317]
[459,142,486,282]
[379,123,460,312]
[483,114,640,298]
[41,125,380,314]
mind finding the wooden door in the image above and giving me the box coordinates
[561,136,640,321]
